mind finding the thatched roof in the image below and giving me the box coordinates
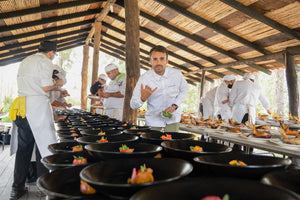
[1,0,300,84]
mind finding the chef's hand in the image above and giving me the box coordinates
[165,105,177,114]
[267,109,272,115]
[140,84,157,102]
[55,79,64,86]
[102,92,110,98]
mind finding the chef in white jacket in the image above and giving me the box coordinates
[229,74,271,124]
[214,74,236,121]
[200,87,218,119]
[9,41,62,200]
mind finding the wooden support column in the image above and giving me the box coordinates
[285,51,299,117]
[81,45,89,110]
[200,70,206,98]
[123,0,140,123]
[91,21,101,84]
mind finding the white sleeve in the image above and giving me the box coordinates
[258,88,270,110]
[173,73,189,106]
[229,83,238,107]
[130,78,145,110]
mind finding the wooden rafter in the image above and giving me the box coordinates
[85,0,116,45]
[219,0,300,41]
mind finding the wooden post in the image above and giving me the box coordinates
[91,21,101,85]
[200,70,206,97]
[123,0,140,123]
[285,51,299,117]
[81,45,89,110]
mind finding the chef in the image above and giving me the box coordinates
[102,64,126,121]
[200,87,218,119]
[214,74,236,121]
[229,74,271,124]
[9,41,63,200]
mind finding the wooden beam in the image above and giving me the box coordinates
[200,70,205,97]
[123,0,140,123]
[0,28,89,52]
[0,20,93,43]
[0,10,99,34]
[154,0,271,55]
[184,51,285,76]
[0,0,102,19]
[91,21,102,86]
[219,0,300,41]
[286,45,300,55]
[85,0,116,45]
[81,45,90,110]
[285,51,299,117]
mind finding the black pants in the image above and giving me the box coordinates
[12,117,48,190]
[241,113,249,124]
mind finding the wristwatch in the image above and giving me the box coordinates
[172,104,178,110]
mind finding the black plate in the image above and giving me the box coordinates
[48,141,84,154]
[193,152,291,179]
[85,142,163,160]
[41,151,96,171]
[80,129,121,136]
[131,177,299,200]
[77,134,139,145]
[122,129,154,136]
[261,169,300,197]
[140,131,195,145]
[80,158,193,199]
[37,165,109,200]
[161,140,231,161]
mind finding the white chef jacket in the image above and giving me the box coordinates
[130,67,188,127]
[10,53,57,158]
[229,79,270,124]
[214,82,232,121]
[201,87,217,119]
[103,73,126,109]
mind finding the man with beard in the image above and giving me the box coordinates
[130,45,188,132]
[214,74,236,121]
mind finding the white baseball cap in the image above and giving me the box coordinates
[105,63,118,72]
[98,73,107,81]
[243,73,255,80]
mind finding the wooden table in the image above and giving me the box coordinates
[180,124,300,158]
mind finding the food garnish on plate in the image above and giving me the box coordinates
[72,156,87,165]
[96,136,108,143]
[137,131,146,134]
[226,127,241,133]
[280,121,300,137]
[201,194,230,200]
[80,180,96,194]
[71,133,79,136]
[190,145,203,152]
[229,160,247,166]
[279,123,300,145]
[72,144,83,151]
[97,131,106,135]
[130,126,137,129]
[127,164,154,184]
[272,112,282,121]
[289,113,300,124]
[161,134,172,140]
[246,122,271,138]
[119,144,134,153]
[229,118,244,127]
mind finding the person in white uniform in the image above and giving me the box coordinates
[200,87,218,119]
[9,41,63,200]
[130,45,188,132]
[214,74,236,121]
[102,64,126,121]
[229,74,271,124]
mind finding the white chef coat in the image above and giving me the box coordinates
[10,53,57,158]
[214,82,232,121]
[229,79,270,124]
[103,73,126,120]
[201,87,217,119]
[130,67,188,127]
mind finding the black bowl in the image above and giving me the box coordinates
[80,158,193,199]
[131,177,299,200]
[37,165,109,200]
[161,140,231,161]
[41,151,96,171]
[57,131,82,138]
[77,135,139,145]
[80,129,121,136]
[123,129,153,136]
[261,169,300,197]
[140,131,195,145]
[58,136,81,143]
[193,152,291,179]
[85,142,163,161]
[48,141,84,154]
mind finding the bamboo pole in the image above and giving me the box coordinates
[81,45,89,110]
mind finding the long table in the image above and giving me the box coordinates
[180,124,300,158]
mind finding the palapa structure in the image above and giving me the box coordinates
[0,0,299,122]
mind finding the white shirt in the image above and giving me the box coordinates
[130,67,188,127]
[214,82,232,120]
[17,53,53,97]
[201,87,217,119]
[103,73,126,109]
